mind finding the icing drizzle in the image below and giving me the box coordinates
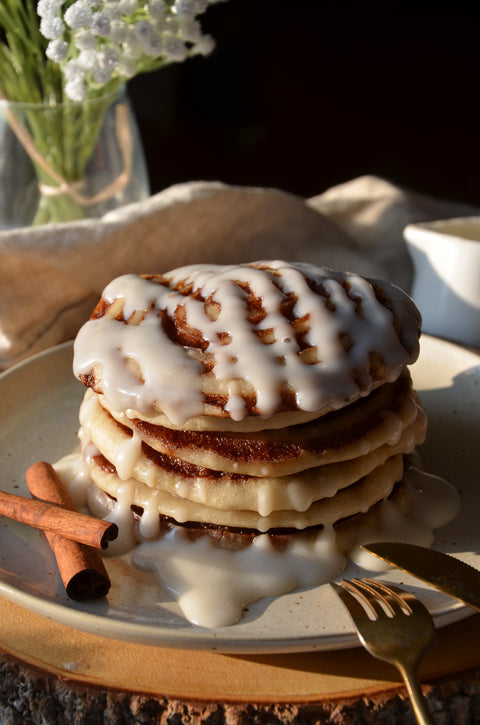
[73,261,420,425]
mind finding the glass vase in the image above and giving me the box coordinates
[0,85,150,228]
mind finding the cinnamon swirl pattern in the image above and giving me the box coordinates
[73,260,429,551]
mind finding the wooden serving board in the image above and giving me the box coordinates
[1,595,480,723]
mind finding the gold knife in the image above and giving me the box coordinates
[361,542,480,613]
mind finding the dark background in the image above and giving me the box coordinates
[129,0,480,206]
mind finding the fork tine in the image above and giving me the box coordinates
[330,579,376,624]
[363,578,415,613]
[330,581,372,621]
[343,578,395,618]
[352,578,413,616]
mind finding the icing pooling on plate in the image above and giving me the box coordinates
[73,262,420,425]
[55,452,461,629]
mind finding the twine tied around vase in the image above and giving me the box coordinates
[0,91,133,208]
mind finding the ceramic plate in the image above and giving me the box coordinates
[0,337,479,653]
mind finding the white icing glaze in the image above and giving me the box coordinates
[73,262,419,425]
[380,410,403,446]
[349,467,461,569]
[53,449,91,509]
[403,466,461,529]
[114,430,142,481]
[132,526,346,628]
[54,452,460,629]
[87,482,137,555]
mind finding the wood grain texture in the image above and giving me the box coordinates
[1,649,480,724]
[1,596,480,723]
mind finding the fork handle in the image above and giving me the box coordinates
[399,666,435,725]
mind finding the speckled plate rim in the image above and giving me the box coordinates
[0,336,478,654]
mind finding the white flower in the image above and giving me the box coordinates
[122,30,144,59]
[134,20,154,43]
[117,56,138,78]
[193,34,215,56]
[91,48,118,84]
[40,15,65,40]
[146,0,167,18]
[64,59,87,82]
[64,1,93,30]
[109,20,129,44]
[144,33,165,57]
[37,0,63,18]
[134,20,167,57]
[65,78,87,102]
[162,15,180,35]
[177,17,202,42]
[38,0,218,96]
[163,34,188,61]
[45,39,69,62]
[102,3,123,21]
[77,49,97,70]
[173,0,208,17]
[73,29,98,51]
[116,0,139,14]
[91,11,111,36]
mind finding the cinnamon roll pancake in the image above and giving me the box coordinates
[73,260,430,553]
[68,260,466,627]
[74,261,421,426]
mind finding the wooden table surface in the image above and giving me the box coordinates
[1,593,480,724]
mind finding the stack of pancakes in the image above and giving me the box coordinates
[73,260,425,552]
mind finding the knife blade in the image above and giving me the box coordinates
[361,541,480,612]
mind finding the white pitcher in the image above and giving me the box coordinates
[404,217,480,348]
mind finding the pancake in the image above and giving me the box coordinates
[79,388,426,516]
[85,473,415,555]
[97,370,420,477]
[73,261,421,427]
[82,390,426,515]
[72,261,429,551]
[84,451,405,532]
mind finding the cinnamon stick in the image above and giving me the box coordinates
[0,489,117,549]
[24,462,115,601]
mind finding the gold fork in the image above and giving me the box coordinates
[331,578,436,725]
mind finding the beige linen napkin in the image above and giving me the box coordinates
[1,174,477,370]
